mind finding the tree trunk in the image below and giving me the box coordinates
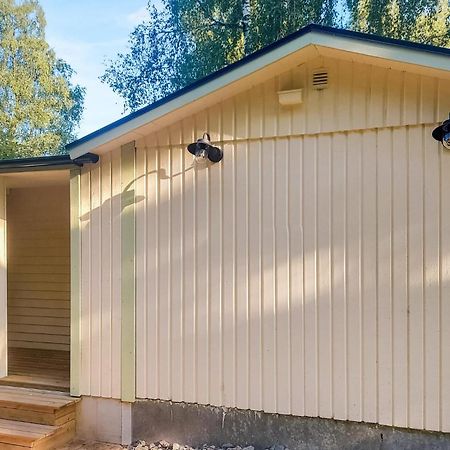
[242,0,251,54]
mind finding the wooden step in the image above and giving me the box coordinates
[0,418,75,449]
[0,375,70,392]
[0,386,79,426]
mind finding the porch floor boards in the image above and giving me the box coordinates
[0,348,70,392]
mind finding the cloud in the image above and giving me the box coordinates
[127,6,150,26]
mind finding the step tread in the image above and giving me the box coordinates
[0,418,58,446]
[0,386,79,413]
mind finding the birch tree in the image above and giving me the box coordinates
[102,0,449,112]
[0,0,85,157]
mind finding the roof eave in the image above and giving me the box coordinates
[67,25,450,158]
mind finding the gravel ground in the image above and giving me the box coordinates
[128,441,288,450]
[62,440,288,450]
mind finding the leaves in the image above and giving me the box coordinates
[0,0,85,158]
[102,0,450,113]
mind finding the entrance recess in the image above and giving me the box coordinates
[0,171,71,391]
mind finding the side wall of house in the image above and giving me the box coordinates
[79,150,122,398]
[78,56,450,433]
[7,186,70,351]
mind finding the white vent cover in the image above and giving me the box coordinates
[312,69,328,90]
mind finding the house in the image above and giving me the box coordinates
[0,24,449,449]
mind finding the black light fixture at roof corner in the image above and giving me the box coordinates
[432,114,450,150]
[187,133,223,163]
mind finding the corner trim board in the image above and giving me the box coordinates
[70,169,82,396]
[0,181,6,378]
[121,142,136,402]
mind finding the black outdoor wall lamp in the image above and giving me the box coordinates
[432,114,450,150]
[187,133,223,163]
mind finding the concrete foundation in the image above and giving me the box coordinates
[132,400,450,450]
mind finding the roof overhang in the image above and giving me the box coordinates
[0,153,99,174]
[66,24,450,158]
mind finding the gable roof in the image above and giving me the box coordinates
[67,24,450,158]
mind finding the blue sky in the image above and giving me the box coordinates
[39,0,153,138]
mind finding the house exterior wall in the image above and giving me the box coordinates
[78,56,450,433]
[7,186,70,351]
[79,150,122,398]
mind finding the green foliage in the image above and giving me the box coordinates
[102,0,450,112]
[0,0,85,158]
[348,0,450,45]
[102,0,336,111]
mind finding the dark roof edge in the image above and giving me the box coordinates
[66,23,450,151]
[0,153,99,174]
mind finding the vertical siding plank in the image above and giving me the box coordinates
[171,145,184,402]
[346,132,362,422]
[222,142,236,407]
[361,130,378,424]
[100,153,113,398]
[90,162,102,397]
[403,73,419,126]
[351,63,369,131]
[386,70,402,126]
[288,136,304,416]
[111,148,122,399]
[331,133,347,421]
[120,142,136,402]
[263,78,278,138]
[317,134,332,419]
[336,60,352,133]
[407,126,425,430]
[183,148,196,403]
[209,150,223,407]
[291,64,306,136]
[235,141,249,410]
[249,84,264,139]
[248,140,262,411]
[146,142,160,399]
[158,145,171,400]
[303,135,318,417]
[423,124,441,432]
[420,76,437,125]
[275,138,290,414]
[377,128,393,426]
[277,72,292,137]
[196,162,210,406]
[135,146,147,398]
[368,65,385,129]
[392,128,408,428]
[261,139,276,413]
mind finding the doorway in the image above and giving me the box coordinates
[1,182,70,391]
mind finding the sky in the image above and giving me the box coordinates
[39,0,153,138]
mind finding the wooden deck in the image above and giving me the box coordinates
[0,348,70,392]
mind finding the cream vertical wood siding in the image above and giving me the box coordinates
[79,149,122,399]
[78,56,450,432]
[132,124,450,433]
[7,186,70,351]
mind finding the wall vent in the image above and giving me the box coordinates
[312,69,328,90]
